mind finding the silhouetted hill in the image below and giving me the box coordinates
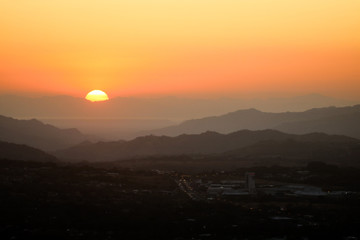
[275,112,360,139]
[228,138,360,162]
[54,130,359,162]
[0,140,57,162]
[1,94,356,140]
[148,105,360,138]
[0,115,89,151]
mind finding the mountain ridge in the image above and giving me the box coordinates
[146,105,360,138]
[54,129,359,162]
[0,140,57,162]
[0,115,89,151]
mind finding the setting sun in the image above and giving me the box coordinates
[85,90,109,102]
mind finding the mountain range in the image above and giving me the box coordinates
[0,115,89,151]
[54,130,360,163]
[0,111,359,168]
[0,140,56,162]
[1,94,357,140]
[147,105,360,139]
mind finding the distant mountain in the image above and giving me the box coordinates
[115,137,360,171]
[275,112,360,139]
[148,105,360,139]
[40,118,175,141]
[1,94,356,140]
[228,138,360,161]
[0,115,89,151]
[54,129,359,162]
[0,140,57,162]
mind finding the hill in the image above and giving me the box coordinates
[147,105,360,139]
[0,140,57,162]
[0,115,89,151]
[1,94,356,140]
[275,112,360,139]
[228,138,360,162]
[54,130,359,162]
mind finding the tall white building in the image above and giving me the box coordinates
[245,172,256,194]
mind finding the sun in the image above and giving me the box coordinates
[85,90,109,102]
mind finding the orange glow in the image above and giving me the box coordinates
[85,90,109,102]
[0,1,360,99]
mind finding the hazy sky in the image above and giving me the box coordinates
[1,0,359,99]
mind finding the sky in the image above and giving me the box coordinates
[1,0,360,99]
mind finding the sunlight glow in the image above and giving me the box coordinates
[85,90,109,102]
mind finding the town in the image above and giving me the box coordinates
[1,159,359,239]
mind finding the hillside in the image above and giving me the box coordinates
[228,138,360,161]
[0,140,57,162]
[147,105,360,138]
[0,115,88,151]
[275,112,360,139]
[54,130,359,162]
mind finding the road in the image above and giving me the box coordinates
[176,176,204,201]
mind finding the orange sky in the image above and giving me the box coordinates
[1,0,360,99]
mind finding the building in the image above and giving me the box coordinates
[245,172,256,194]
